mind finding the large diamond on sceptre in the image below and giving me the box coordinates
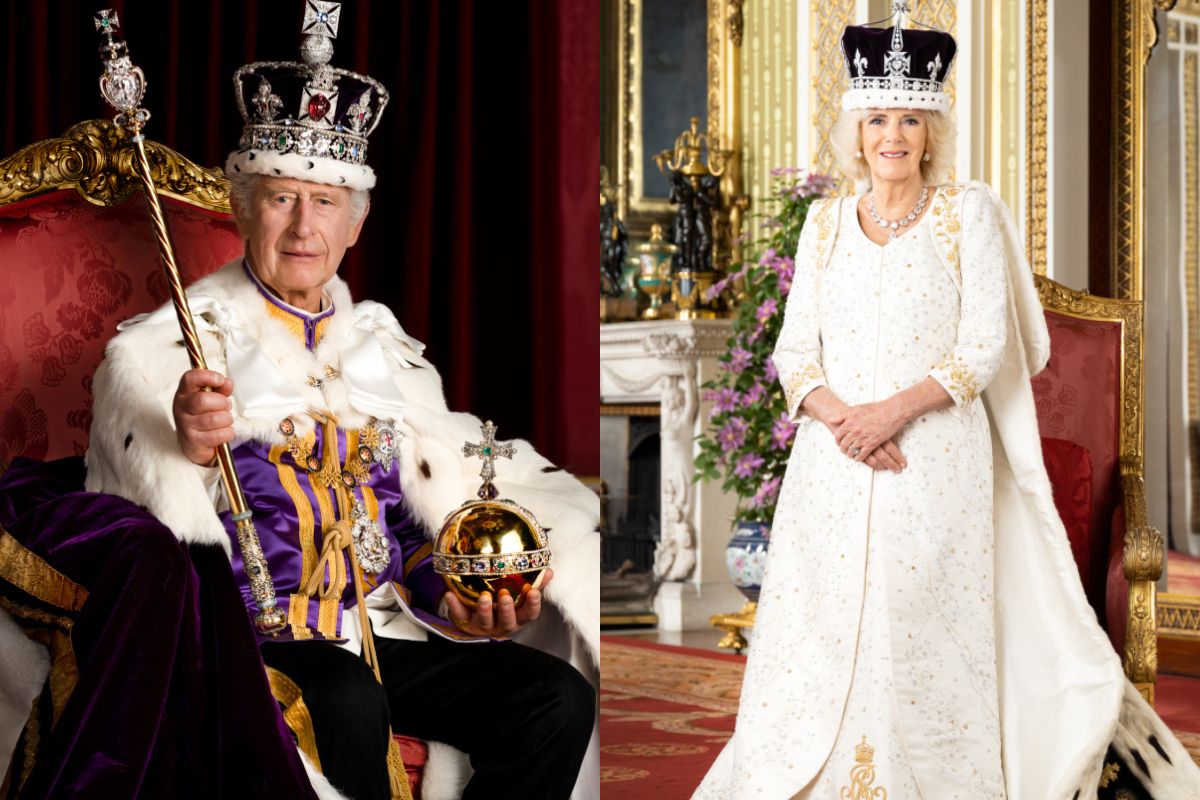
[433,422,550,608]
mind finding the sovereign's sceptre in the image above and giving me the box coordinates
[93,10,287,635]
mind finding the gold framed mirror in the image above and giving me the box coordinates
[601,0,743,250]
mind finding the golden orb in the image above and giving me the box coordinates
[433,498,550,609]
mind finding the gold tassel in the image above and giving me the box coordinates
[387,735,414,800]
[327,416,408,794]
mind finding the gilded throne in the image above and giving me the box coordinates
[0,120,432,796]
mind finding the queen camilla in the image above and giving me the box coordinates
[694,6,1200,800]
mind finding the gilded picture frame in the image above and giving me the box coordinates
[603,0,742,239]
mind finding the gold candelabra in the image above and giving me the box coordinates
[653,116,730,180]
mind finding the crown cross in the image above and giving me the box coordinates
[463,421,516,498]
[303,0,341,39]
[884,46,911,80]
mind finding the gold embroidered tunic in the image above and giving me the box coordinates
[696,185,1010,799]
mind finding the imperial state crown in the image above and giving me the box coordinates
[226,0,389,191]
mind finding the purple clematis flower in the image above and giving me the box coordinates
[717,417,749,452]
[771,412,797,450]
[751,475,782,507]
[703,387,742,414]
[734,452,765,479]
[742,381,766,407]
[724,347,753,373]
[756,297,778,326]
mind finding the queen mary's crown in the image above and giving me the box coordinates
[226,0,389,191]
[840,1,956,113]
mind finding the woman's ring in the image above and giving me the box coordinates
[850,446,861,457]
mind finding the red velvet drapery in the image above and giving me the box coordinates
[1,0,599,474]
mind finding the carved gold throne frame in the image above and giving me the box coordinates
[1034,273,1161,704]
[0,118,230,213]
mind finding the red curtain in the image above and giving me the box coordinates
[2,0,599,475]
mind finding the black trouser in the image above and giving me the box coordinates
[261,635,595,800]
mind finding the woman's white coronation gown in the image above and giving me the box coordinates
[693,184,1200,799]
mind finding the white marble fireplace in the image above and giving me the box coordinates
[599,318,744,630]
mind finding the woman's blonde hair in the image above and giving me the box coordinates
[830,108,956,188]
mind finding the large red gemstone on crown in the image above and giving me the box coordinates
[307,94,330,121]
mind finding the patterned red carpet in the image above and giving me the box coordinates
[600,635,1200,799]
[600,638,740,797]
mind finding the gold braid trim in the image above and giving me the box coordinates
[0,531,89,612]
[404,542,434,581]
[0,597,82,793]
[387,736,414,800]
[269,442,319,634]
[265,667,322,772]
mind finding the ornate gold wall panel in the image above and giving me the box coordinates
[985,0,1021,214]
[912,0,958,100]
[738,0,796,203]
[1186,51,1198,423]
[809,1,857,187]
[1109,0,1158,302]
[1026,0,1049,275]
[1165,7,1200,537]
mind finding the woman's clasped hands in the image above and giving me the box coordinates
[801,386,909,473]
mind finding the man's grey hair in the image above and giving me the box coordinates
[226,171,370,224]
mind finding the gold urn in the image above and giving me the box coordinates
[433,422,550,608]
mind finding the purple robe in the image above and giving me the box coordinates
[223,271,467,645]
[0,456,318,799]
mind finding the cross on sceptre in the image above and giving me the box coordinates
[94,9,119,41]
[463,421,516,498]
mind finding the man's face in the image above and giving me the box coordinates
[232,177,367,311]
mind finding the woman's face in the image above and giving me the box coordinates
[860,109,927,185]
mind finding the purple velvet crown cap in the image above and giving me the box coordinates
[839,24,957,113]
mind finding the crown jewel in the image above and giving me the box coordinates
[226,1,389,191]
[839,0,956,113]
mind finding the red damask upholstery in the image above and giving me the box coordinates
[1040,436,1094,584]
[1031,309,1125,632]
[0,190,242,465]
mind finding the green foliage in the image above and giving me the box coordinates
[693,169,834,522]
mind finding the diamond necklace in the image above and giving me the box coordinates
[867,185,929,241]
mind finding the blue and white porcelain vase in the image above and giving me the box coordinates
[725,520,771,602]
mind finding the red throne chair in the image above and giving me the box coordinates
[0,119,431,795]
[1031,274,1162,704]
